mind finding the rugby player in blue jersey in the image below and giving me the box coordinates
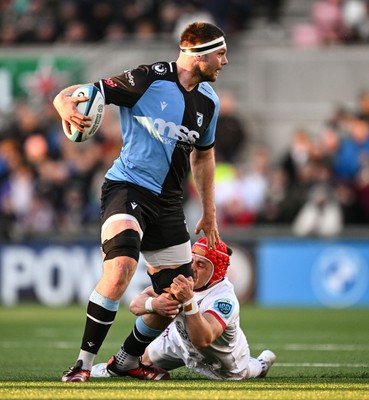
[53,21,228,382]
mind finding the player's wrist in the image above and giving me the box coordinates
[144,296,154,313]
[183,296,199,315]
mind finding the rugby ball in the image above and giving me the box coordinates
[63,85,105,142]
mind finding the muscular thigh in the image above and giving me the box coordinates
[100,179,159,239]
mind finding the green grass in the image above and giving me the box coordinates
[1,305,368,399]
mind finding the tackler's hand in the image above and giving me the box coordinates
[170,274,194,303]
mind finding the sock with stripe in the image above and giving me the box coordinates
[78,290,120,371]
[113,316,163,371]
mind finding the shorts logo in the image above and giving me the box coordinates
[125,70,135,86]
[214,299,233,316]
[196,112,203,127]
[152,63,167,75]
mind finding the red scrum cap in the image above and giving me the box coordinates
[192,237,232,288]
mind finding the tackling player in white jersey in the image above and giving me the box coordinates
[92,237,276,380]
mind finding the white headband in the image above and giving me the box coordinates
[180,36,226,56]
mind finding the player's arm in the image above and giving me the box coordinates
[171,274,223,349]
[129,286,180,318]
[53,84,93,133]
[98,65,154,107]
[190,147,219,248]
[185,308,224,349]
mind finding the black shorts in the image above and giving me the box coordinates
[100,179,190,251]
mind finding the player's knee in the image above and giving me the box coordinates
[102,229,140,262]
[107,259,137,287]
[149,262,193,295]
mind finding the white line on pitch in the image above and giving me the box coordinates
[253,343,369,351]
[275,363,368,368]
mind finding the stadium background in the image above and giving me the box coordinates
[1,0,369,310]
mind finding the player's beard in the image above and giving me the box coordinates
[194,62,218,83]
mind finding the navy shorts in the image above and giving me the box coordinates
[100,179,190,251]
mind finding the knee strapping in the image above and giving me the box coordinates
[102,229,140,261]
[148,262,193,295]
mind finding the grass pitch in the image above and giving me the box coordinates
[1,305,368,399]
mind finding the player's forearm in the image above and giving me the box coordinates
[129,293,153,316]
[130,289,180,318]
[185,313,215,349]
[190,150,216,215]
[180,295,217,349]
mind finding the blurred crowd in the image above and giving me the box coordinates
[3,0,369,47]
[186,90,369,238]
[1,86,369,240]
[0,100,123,239]
[0,0,255,44]
[293,0,369,46]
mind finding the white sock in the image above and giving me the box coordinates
[77,350,96,371]
[245,357,263,378]
[114,347,139,370]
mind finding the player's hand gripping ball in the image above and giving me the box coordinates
[63,85,105,142]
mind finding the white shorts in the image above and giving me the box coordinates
[147,319,251,380]
[147,326,186,370]
[142,241,191,267]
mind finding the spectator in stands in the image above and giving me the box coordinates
[342,0,369,43]
[203,0,254,33]
[312,0,347,44]
[103,21,126,42]
[89,1,115,41]
[292,159,343,237]
[59,20,91,44]
[157,2,179,34]
[173,3,215,41]
[357,90,369,122]
[333,113,369,182]
[354,154,369,222]
[215,91,248,164]
[215,146,270,228]
[215,165,257,227]
[280,129,313,184]
[293,0,349,46]
[257,167,302,224]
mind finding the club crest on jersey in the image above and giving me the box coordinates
[214,299,233,317]
[152,63,167,75]
[196,112,203,127]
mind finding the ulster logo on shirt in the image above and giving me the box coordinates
[196,112,203,127]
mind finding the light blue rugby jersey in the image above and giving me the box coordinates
[96,61,219,199]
